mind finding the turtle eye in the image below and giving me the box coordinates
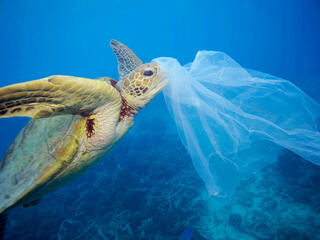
[143,70,154,77]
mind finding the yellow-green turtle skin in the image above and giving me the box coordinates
[0,115,84,209]
[0,78,123,213]
[0,40,167,214]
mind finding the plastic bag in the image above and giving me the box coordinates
[153,51,320,196]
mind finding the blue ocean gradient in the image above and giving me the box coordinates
[0,1,319,239]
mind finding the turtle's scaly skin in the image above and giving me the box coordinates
[0,115,84,209]
[0,40,167,214]
[0,78,123,212]
[0,75,120,119]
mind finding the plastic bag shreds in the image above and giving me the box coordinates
[153,51,320,196]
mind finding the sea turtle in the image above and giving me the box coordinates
[0,40,167,236]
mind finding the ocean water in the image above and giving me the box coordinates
[0,0,319,239]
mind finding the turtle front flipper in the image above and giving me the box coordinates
[0,75,120,118]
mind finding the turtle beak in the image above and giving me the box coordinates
[155,63,168,88]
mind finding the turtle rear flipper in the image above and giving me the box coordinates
[22,198,41,208]
[0,75,120,119]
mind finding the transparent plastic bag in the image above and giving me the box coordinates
[153,51,320,196]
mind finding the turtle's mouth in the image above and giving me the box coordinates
[149,69,168,96]
[158,71,168,90]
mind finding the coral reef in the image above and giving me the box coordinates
[3,99,320,239]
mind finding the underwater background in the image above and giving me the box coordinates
[0,0,320,239]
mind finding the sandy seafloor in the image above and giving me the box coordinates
[0,0,320,239]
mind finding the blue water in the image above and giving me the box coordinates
[0,0,319,239]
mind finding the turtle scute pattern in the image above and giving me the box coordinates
[122,72,153,97]
[120,63,161,99]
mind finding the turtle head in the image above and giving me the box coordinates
[117,63,167,109]
[110,40,167,110]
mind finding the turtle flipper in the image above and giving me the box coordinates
[22,198,41,208]
[0,75,120,118]
[110,40,143,79]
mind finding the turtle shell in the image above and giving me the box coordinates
[0,114,86,213]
